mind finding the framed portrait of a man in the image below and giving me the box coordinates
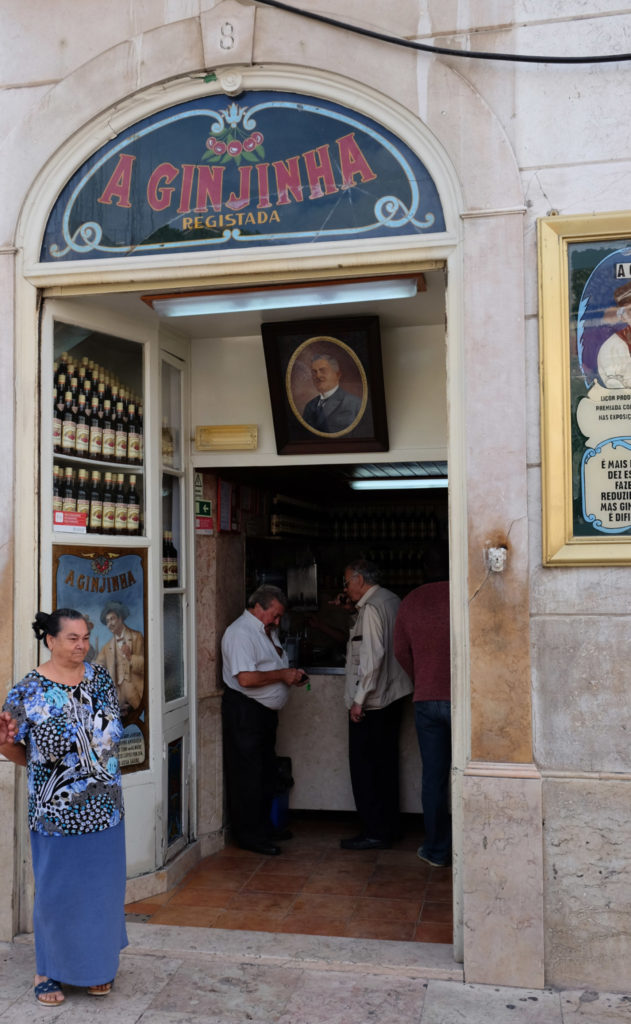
[539,211,631,565]
[262,315,389,454]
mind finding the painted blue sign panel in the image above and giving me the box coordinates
[41,91,445,261]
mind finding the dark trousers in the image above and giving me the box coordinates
[222,686,278,846]
[347,697,405,842]
[414,699,452,863]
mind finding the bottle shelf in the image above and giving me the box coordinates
[54,453,144,473]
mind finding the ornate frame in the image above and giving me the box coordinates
[539,211,631,565]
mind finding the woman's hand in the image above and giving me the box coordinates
[0,711,18,746]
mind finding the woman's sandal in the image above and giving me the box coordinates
[34,978,64,1005]
[87,981,113,997]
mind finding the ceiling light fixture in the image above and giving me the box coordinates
[143,276,421,317]
[349,478,448,491]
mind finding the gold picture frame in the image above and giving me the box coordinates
[539,211,631,565]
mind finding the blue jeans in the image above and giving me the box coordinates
[414,700,452,863]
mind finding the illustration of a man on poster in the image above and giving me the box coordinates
[95,600,145,717]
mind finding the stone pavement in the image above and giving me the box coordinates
[1,924,630,1023]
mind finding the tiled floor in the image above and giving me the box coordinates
[125,815,453,944]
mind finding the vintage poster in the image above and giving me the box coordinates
[569,238,631,535]
[53,547,148,771]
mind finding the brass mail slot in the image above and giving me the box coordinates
[195,425,258,451]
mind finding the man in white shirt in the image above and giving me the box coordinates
[221,585,307,855]
[340,560,413,850]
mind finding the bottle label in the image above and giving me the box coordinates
[102,501,115,531]
[61,421,76,451]
[76,425,89,454]
[76,497,90,517]
[102,427,115,458]
[62,496,77,513]
[53,416,62,447]
[162,558,170,585]
[128,432,140,462]
[53,495,63,514]
[89,425,103,457]
[127,502,140,533]
[89,500,103,531]
[115,504,128,531]
[168,556,178,585]
[115,429,127,461]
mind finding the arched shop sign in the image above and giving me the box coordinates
[41,91,445,261]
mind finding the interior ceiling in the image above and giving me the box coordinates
[218,461,448,503]
[71,268,446,340]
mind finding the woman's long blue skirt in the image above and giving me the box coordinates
[30,820,128,987]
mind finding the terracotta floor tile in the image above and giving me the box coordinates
[420,900,453,924]
[254,856,321,876]
[124,893,171,913]
[167,886,233,908]
[291,893,358,917]
[149,905,223,927]
[243,872,309,894]
[425,879,454,901]
[301,875,368,897]
[344,919,417,941]
[413,921,453,944]
[181,870,252,892]
[363,879,428,900]
[225,891,297,915]
[350,896,422,923]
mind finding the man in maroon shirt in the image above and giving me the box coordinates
[394,544,451,867]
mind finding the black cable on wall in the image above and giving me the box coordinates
[254,0,631,64]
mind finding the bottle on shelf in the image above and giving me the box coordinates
[114,401,128,464]
[101,399,115,462]
[162,418,174,467]
[163,530,178,587]
[61,467,76,513]
[101,472,115,534]
[126,404,141,465]
[52,464,62,517]
[88,396,103,460]
[127,475,140,535]
[53,392,63,454]
[88,470,103,533]
[60,391,77,456]
[76,468,90,522]
[162,532,171,587]
[137,405,144,463]
[75,395,90,458]
[114,473,128,534]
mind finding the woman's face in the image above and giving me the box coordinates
[48,618,90,663]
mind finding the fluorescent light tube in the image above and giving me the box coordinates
[150,278,418,317]
[350,478,448,491]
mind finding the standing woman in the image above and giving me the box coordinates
[0,609,127,1006]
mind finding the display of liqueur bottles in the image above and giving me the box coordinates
[162,531,179,587]
[51,352,143,465]
[53,465,141,535]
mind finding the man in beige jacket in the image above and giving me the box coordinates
[339,559,412,850]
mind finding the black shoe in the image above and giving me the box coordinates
[340,836,391,850]
[239,841,281,856]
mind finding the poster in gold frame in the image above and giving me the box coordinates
[539,211,631,565]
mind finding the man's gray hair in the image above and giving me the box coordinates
[247,584,288,610]
[311,352,340,373]
[346,559,380,585]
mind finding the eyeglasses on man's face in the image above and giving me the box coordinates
[342,572,361,588]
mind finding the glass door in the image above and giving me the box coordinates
[160,346,193,860]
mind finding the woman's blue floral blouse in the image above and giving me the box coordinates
[2,662,124,836]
